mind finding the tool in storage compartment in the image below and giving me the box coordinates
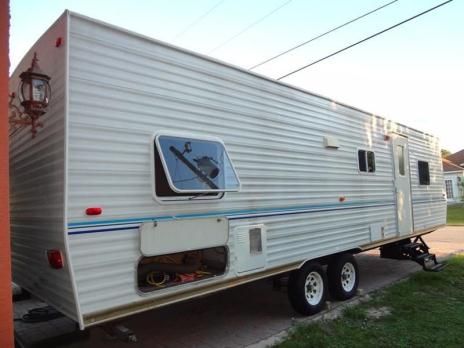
[137,246,227,293]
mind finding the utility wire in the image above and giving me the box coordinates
[278,0,453,80]
[249,0,399,70]
[174,0,226,40]
[208,0,292,54]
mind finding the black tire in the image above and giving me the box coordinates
[327,253,359,301]
[287,262,327,315]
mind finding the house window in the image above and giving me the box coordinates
[445,180,453,198]
[154,135,240,200]
[358,150,375,173]
[418,161,430,185]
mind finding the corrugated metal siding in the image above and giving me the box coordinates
[9,14,79,321]
[408,129,446,229]
[66,14,445,317]
[68,228,139,314]
[231,204,397,269]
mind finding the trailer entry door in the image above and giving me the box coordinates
[392,135,413,236]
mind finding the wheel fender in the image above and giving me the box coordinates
[296,249,362,269]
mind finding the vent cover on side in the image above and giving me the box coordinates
[249,228,263,254]
[234,224,267,275]
[370,222,385,242]
[323,135,339,149]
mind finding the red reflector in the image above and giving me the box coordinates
[55,37,63,47]
[339,196,346,202]
[47,250,63,269]
[86,207,102,215]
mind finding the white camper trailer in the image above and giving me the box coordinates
[9,11,446,329]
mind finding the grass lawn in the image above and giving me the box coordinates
[276,254,464,348]
[447,204,464,225]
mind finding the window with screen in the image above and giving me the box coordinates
[445,180,453,198]
[358,150,375,173]
[154,135,240,199]
[418,161,430,185]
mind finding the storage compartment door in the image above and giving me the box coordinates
[140,217,228,256]
[234,224,267,275]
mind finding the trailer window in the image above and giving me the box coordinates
[155,147,216,199]
[418,161,430,185]
[397,145,405,175]
[358,150,375,173]
[155,135,240,195]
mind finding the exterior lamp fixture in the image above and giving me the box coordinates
[9,52,51,138]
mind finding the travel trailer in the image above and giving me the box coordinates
[9,11,446,329]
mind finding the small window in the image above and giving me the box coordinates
[367,151,376,172]
[397,145,405,175]
[249,228,263,254]
[358,150,367,172]
[418,161,430,185]
[155,135,240,198]
[358,150,375,173]
[445,180,453,198]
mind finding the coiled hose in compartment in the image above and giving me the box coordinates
[140,252,202,287]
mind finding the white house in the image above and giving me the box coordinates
[443,150,464,204]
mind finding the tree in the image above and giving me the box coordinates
[441,149,452,158]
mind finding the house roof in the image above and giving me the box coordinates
[443,158,464,172]
[446,149,464,168]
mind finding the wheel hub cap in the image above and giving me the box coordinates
[341,262,356,292]
[304,271,324,305]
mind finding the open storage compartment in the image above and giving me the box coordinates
[137,246,227,293]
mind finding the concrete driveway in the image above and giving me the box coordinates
[19,226,463,348]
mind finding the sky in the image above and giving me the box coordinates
[9,0,464,152]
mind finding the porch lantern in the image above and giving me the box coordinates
[9,52,51,137]
[19,52,51,115]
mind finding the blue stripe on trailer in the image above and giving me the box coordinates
[67,200,396,235]
[67,198,445,235]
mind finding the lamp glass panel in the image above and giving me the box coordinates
[32,79,46,102]
[20,80,31,102]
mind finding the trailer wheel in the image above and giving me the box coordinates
[327,253,359,300]
[287,262,327,315]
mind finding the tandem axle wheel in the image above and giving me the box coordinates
[287,253,360,316]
